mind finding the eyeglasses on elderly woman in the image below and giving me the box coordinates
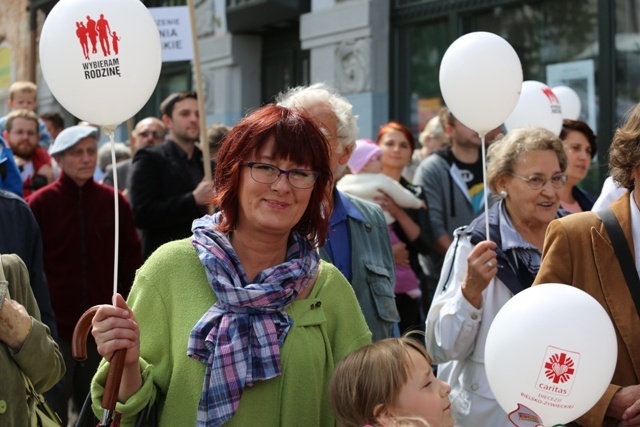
[244,161,320,189]
[509,172,567,190]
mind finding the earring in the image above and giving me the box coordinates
[500,190,507,199]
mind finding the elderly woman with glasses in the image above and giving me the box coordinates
[425,127,568,427]
[88,104,371,426]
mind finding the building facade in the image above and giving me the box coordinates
[17,0,640,188]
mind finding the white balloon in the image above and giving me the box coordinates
[439,32,523,136]
[485,284,617,427]
[39,0,162,126]
[504,81,564,136]
[552,86,582,120]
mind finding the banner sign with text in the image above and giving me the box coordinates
[148,6,193,62]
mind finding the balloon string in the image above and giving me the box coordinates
[105,129,120,305]
[481,134,490,241]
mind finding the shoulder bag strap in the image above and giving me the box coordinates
[0,254,7,310]
[598,208,640,317]
[0,253,5,281]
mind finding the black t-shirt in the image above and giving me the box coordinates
[440,146,485,213]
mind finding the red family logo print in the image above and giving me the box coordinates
[536,346,579,396]
[76,14,120,59]
[541,87,562,114]
[76,13,121,80]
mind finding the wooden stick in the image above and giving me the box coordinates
[72,306,126,419]
[186,0,212,180]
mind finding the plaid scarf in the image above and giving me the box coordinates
[188,213,319,426]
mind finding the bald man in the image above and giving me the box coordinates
[102,117,166,196]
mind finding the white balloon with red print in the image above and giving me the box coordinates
[39,0,162,127]
[485,283,617,427]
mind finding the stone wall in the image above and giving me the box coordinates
[0,0,33,115]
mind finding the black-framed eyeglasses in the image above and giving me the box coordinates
[244,162,320,189]
[509,173,567,190]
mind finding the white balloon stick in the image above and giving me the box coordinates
[481,134,490,241]
[104,128,120,303]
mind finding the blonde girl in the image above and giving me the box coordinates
[330,335,453,427]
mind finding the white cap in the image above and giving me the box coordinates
[49,125,98,156]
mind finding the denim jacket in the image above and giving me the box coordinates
[321,193,399,341]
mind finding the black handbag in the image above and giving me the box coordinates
[75,392,157,427]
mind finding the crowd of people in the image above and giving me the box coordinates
[0,77,639,427]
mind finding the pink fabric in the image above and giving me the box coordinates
[388,224,419,295]
[348,139,380,174]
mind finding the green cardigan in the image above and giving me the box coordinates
[0,254,65,427]
[92,238,371,426]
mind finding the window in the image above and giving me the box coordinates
[392,0,625,192]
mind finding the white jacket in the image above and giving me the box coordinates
[425,234,514,427]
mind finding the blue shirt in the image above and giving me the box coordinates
[323,190,365,282]
[0,136,23,197]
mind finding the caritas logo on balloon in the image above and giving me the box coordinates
[537,347,577,396]
[518,346,579,413]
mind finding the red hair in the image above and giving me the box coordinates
[376,121,416,152]
[212,104,333,247]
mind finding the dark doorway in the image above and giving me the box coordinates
[261,27,309,104]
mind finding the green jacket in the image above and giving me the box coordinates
[92,238,371,426]
[0,254,65,427]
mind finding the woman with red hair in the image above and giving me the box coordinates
[376,121,432,334]
[88,104,371,426]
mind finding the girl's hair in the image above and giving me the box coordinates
[382,416,432,427]
[329,334,432,427]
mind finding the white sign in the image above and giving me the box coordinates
[148,6,193,62]
[546,59,596,133]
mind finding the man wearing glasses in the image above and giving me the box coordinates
[102,116,166,196]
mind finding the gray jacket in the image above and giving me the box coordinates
[320,194,399,341]
[414,151,487,281]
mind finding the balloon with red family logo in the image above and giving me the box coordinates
[504,80,564,136]
[485,283,617,427]
[39,0,162,126]
[439,31,522,137]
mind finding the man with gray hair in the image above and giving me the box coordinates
[277,83,399,341]
[28,125,142,424]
